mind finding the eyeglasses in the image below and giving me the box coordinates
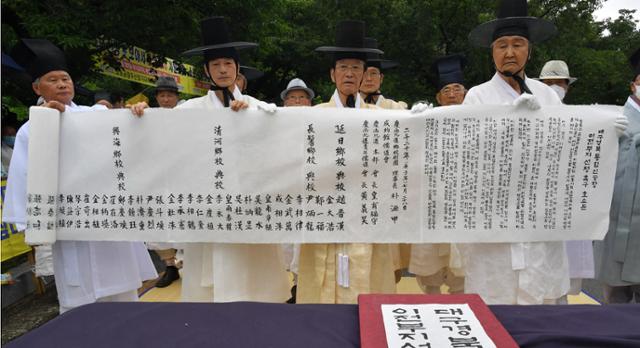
[335,64,364,73]
[286,95,310,101]
[441,85,464,94]
[364,70,381,78]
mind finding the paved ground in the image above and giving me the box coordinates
[583,278,605,303]
[1,284,59,345]
[1,251,165,344]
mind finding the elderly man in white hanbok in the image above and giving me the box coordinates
[454,0,627,304]
[171,17,289,303]
[4,39,157,313]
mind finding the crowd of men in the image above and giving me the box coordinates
[2,0,639,313]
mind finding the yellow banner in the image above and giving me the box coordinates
[1,179,31,262]
[95,45,209,96]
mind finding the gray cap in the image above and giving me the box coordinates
[155,76,179,94]
[536,60,577,85]
[280,78,315,101]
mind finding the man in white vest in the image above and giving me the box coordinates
[4,38,157,313]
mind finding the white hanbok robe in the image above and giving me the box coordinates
[3,102,157,311]
[177,87,290,303]
[296,91,397,304]
[457,73,570,304]
[375,95,408,110]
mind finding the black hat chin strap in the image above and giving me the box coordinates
[498,68,532,95]
[346,94,356,108]
[364,92,381,104]
[210,84,235,107]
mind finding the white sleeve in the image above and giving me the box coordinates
[462,88,481,105]
[3,123,30,230]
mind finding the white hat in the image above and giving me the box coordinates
[280,78,315,101]
[536,60,577,85]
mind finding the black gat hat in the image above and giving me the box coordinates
[432,54,466,90]
[469,0,557,48]
[182,16,257,62]
[364,38,398,70]
[11,39,68,81]
[315,20,382,62]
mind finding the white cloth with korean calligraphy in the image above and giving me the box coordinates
[176,87,290,302]
[455,73,570,304]
[2,102,158,312]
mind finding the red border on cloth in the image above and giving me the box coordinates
[358,294,518,348]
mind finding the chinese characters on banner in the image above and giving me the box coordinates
[24,105,619,244]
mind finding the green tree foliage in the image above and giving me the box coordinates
[1,0,639,116]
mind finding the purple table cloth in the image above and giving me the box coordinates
[6,302,640,348]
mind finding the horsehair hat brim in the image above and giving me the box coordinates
[2,52,25,71]
[240,66,264,81]
[315,20,383,55]
[11,38,68,80]
[182,16,257,56]
[367,58,399,70]
[315,46,383,54]
[469,16,557,48]
[363,37,397,69]
[182,42,257,56]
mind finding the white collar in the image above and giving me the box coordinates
[331,89,362,108]
[208,86,243,108]
[492,72,525,100]
[375,94,385,106]
[628,96,640,114]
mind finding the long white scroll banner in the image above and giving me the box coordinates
[25,104,620,244]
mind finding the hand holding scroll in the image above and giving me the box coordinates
[127,102,149,117]
[256,102,278,114]
[410,102,434,114]
[614,115,629,137]
[513,94,541,110]
[41,100,66,113]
